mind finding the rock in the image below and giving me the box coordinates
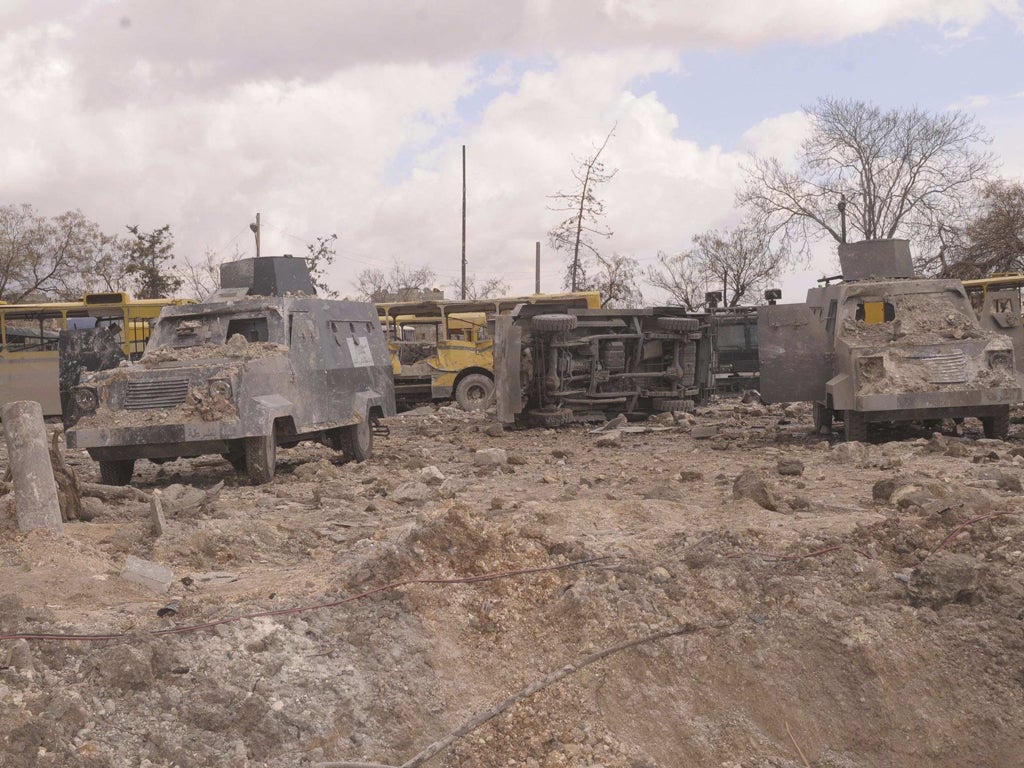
[483,423,504,437]
[419,466,445,485]
[790,495,812,510]
[641,485,677,501]
[944,441,969,458]
[741,390,761,404]
[872,478,898,502]
[831,441,869,465]
[473,448,508,466]
[732,469,778,511]
[677,470,703,482]
[776,457,804,477]
[595,431,621,447]
[6,639,33,674]
[690,424,719,440]
[507,453,528,466]
[91,644,155,690]
[783,403,807,419]
[996,472,1023,492]
[909,552,984,608]
[925,433,947,453]
[601,413,628,431]
[120,556,174,593]
[650,566,671,584]
[390,481,432,505]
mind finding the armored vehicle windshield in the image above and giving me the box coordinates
[145,306,287,352]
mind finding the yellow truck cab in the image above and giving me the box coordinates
[377,292,600,411]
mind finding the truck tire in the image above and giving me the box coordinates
[843,410,868,443]
[532,314,577,333]
[813,402,833,435]
[982,406,1010,440]
[455,373,494,412]
[245,433,276,485]
[340,417,374,462]
[657,316,699,332]
[222,447,246,473]
[99,459,135,486]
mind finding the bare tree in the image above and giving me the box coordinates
[648,223,790,309]
[0,204,111,302]
[175,248,228,301]
[646,251,703,310]
[738,98,994,264]
[306,233,338,297]
[585,253,643,307]
[448,274,511,300]
[354,259,437,302]
[548,125,617,291]
[928,179,1024,278]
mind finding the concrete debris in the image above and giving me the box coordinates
[119,555,174,593]
[595,431,622,447]
[776,457,805,476]
[419,465,446,485]
[732,469,778,511]
[473,448,508,466]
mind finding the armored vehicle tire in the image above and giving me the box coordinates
[653,397,694,413]
[223,449,247,473]
[341,418,374,462]
[657,316,699,332]
[99,459,135,486]
[245,434,276,485]
[455,373,495,411]
[813,402,833,435]
[532,314,577,333]
[843,410,868,443]
[982,406,1010,440]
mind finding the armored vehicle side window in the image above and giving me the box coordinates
[716,324,747,350]
[825,300,838,336]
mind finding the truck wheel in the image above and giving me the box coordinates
[222,448,246,473]
[657,316,699,332]
[843,410,868,443]
[99,459,135,486]
[813,402,833,435]
[341,417,374,462]
[532,314,577,333]
[455,373,495,411]
[245,433,276,485]
[982,406,1010,440]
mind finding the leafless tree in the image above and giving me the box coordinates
[448,274,511,300]
[354,259,437,302]
[585,253,643,307]
[648,223,790,309]
[306,233,338,297]
[646,251,703,310]
[175,248,229,301]
[548,125,617,291]
[928,178,1024,278]
[738,98,994,265]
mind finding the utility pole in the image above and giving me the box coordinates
[249,212,261,258]
[535,241,541,294]
[461,145,467,299]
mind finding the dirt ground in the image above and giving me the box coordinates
[2,399,1024,768]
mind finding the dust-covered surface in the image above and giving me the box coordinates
[3,402,1024,767]
[840,293,984,347]
[140,338,289,367]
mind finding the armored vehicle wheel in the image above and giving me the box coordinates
[656,316,699,332]
[222,448,246,473]
[99,459,135,486]
[813,402,833,435]
[652,397,694,413]
[340,418,374,462]
[982,406,1010,440]
[532,314,577,333]
[245,433,276,485]
[455,373,494,412]
[843,410,868,443]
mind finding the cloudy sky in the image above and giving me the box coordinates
[3,0,1024,301]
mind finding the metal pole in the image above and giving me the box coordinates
[250,212,261,258]
[461,145,467,300]
[535,241,540,294]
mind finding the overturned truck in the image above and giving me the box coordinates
[65,256,396,485]
[759,239,1021,441]
[494,304,710,427]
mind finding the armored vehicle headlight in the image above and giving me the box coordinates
[209,379,233,399]
[74,387,98,412]
[987,350,1013,371]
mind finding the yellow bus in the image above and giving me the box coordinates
[0,292,194,416]
[377,291,601,411]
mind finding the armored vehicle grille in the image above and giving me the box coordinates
[922,351,967,384]
[125,378,189,410]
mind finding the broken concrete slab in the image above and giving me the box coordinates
[120,556,174,593]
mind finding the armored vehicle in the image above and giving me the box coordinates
[66,256,396,485]
[759,240,1021,441]
[494,303,709,427]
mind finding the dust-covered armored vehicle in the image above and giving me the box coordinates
[759,240,1021,441]
[494,304,709,426]
[66,256,396,484]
